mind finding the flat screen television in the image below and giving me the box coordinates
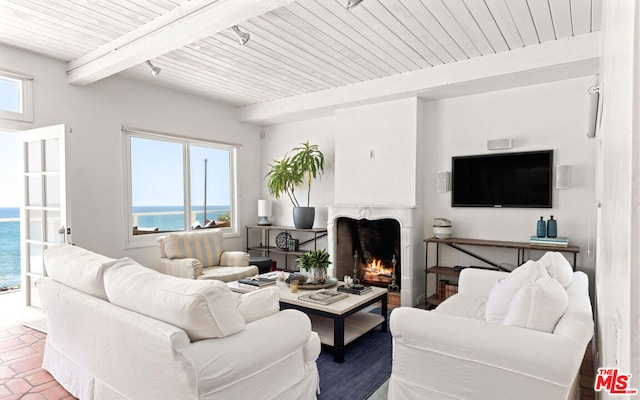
[451,150,553,208]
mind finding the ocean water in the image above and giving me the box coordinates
[133,205,230,230]
[0,207,20,289]
[0,206,230,288]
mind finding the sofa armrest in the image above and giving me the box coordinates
[179,309,319,393]
[389,307,587,400]
[219,251,250,267]
[157,257,202,279]
[458,268,510,297]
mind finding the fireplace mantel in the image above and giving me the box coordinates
[327,204,421,306]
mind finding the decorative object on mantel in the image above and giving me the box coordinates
[297,249,331,285]
[266,141,325,229]
[257,199,272,226]
[432,218,452,238]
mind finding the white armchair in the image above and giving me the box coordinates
[157,229,258,282]
[389,257,593,400]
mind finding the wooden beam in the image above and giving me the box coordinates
[236,32,601,125]
[67,0,297,85]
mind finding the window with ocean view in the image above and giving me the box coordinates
[0,133,20,291]
[124,128,238,247]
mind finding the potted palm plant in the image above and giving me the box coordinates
[296,249,331,284]
[266,141,325,229]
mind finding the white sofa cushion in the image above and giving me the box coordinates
[503,275,569,333]
[236,286,280,323]
[104,258,246,341]
[164,230,224,267]
[536,251,574,288]
[43,244,119,301]
[434,293,486,320]
[485,260,547,323]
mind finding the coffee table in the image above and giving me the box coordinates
[228,278,388,363]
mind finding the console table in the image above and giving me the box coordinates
[246,225,327,271]
[424,237,580,308]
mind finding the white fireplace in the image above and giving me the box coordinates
[327,204,423,306]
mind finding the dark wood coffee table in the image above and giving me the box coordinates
[228,279,388,363]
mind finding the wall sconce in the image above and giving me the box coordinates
[437,171,450,192]
[556,165,570,189]
[258,199,272,225]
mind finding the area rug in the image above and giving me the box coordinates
[316,309,392,400]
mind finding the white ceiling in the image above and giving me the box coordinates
[0,0,602,119]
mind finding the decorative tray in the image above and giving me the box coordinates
[286,276,338,290]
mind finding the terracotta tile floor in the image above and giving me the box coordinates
[0,325,76,400]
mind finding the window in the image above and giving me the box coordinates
[123,128,240,247]
[0,70,33,122]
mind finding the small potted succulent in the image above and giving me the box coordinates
[296,249,331,284]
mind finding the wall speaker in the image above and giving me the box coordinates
[437,171,450,192]
[487,138,512,150]
[556,165,570,189]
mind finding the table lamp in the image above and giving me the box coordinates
[257,200,272,226]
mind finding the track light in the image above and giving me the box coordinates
[346,0,364,10]
[145,60,161,77]
[229,25,250,45]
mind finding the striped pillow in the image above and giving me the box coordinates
[164,230,225,267]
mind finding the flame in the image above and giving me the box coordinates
[363,258,393,276]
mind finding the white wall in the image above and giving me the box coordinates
[0,44,263,267]
[422,77,597,288]
[595,0,640,394]
[334,98,418,206]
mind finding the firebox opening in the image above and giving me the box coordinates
[335,217,401,291]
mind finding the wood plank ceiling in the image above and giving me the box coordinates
[0,0,602,107]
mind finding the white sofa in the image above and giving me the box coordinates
[389,254,594,400]
[157,229,259,282]
[37,244,320,400]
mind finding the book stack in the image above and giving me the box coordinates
[438,279,449,300]
[237,276,277,288]
[337,284,372,295]
[444,283,458,299]
[529,236,569,247]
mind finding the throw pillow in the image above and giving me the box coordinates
[536,251,574,288]
[485,260,548,323]
[236,286,280,323]
[503,274,569,333]
[104,259,246,341]
[164,230,224,267]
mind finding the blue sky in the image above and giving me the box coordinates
[0,133,19,208]
[131,137,230,207]
[0,78,20,113]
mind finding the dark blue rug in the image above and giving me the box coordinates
[316,310,391,400]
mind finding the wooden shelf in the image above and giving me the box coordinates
[426,266,459,277]
[246,226,328,270]
[246,225,328,233]
[424,236,581,308]
[424,236,580,254]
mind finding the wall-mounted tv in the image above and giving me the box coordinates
[451,150,553,208]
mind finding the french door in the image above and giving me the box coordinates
[19,124,69,331]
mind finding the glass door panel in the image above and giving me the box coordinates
[20,124,67,332]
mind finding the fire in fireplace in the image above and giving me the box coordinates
[334,217,401,291]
